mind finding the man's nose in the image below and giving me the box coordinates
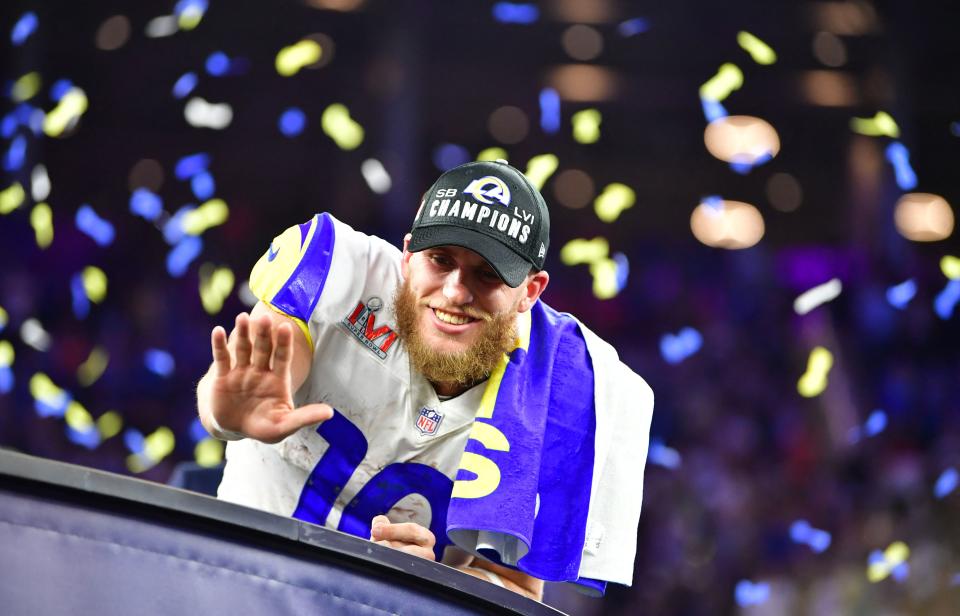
[442,269,473,305]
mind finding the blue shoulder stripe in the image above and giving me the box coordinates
[270,212,336,324]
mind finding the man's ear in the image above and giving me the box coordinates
[400,233,413,278]
[516,270,549,313]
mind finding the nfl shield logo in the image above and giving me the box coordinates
[416,407,443,436]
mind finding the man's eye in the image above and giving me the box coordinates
[430,254,452,266]
[479,269,500,282]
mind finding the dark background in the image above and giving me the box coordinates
[1,1,959,613]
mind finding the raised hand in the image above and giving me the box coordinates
[207,311,332,444]
[369,515,437,561]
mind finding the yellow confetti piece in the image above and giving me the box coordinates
[30,203,53,248]
[560,237,609,266]
[275,39,322,77]
[941,255,960,280]
[321,104,364,150]
[868,541,910,582]
[199,263,235,315]
[524,154,559,190]
[182,198,229,235]
[850,111,900,138]
[594,183,636,223]
[144,426,176,461]
[0,340,14,368]
[195,437,225,467]
[590,257,619,299]
[797,346,833,397]
[126,453,152,474]
[82,266,108,303]
[64,400,94,430]
[97,410,123,439]
[44,88,89,137]
[1,182,26,215]
[699,63,744,102]
[77,346,109,387]
[737,31,777,65]
[0,306,7,330]
[29,372,67,405]
[177,8,204,30]
[12,72,41,103]
[477,147,508,162]
[572,109,601,144]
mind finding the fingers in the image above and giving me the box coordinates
[234,313,252,367]
[371,521,436,548]
[272,322,293,377]
[211,326,231,377]
[372,539,436,561]
[273,403,333,439]
[251,315,273,370]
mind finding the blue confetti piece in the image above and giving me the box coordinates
[162,205,195,245]
[613,252,630,292]
[539,88,560,134]
[27,107,43,135]
[205,51,230,77]
[789,519,811,542]
[618,18,650,37]
[34,391,70,418]
[701,97,728,123]
[11,12,38,46]
[130,188,164,221]
[952,122,960,138]
[174,152,210,180]
[867,549,885,566]
[807,529,832,553]
[934,467,958,499]
[70,273,90,319]
[703,195,724,212]
[934,279,960,320]
[3,135,26,172]
[891,561,910,582]
[175,0,209,18]
[432,143,470,171]
[884,142,918,191]
[123,428,145,454]
[75,205,116,247]
[191,170,215,200]
[278,107,306,137]
[166,235,203,277]
[50,79,74,102]
[886,279,916,310]
[492,2,539,24]
[189,416,209,443]
[0,366,13,394]
[647,439,681,469]
[172,72,198,99]
[1,112,16,139]
[66,425,101,450]
[659,327,703,365]
[734,580,770,607]
[144,349,175,377]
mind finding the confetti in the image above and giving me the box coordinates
[560,237,609,266]
[144,15,178,38]
[648,439,681,469]
[0,340,13,368]
[275,39,322,77]
[199,264,235,314]
[129,188,163,221]
[789,519,832,553]
[184,97,233,129]
[182,198,228,235]
[166,236,203,277]
[884,142,918,190]
[617,18,650,37]
[886,279,916,309]
[934,279,960,320]
[279,107,306,137]
[734,580,770,607]
[793,278,842,315]
[77,346,109,387]
[851,111,900,138]
[64,400,94,431]
[31,164,50,200]
[163,206,195,245]
[699,63,743,103]
[572,109,601,144]
[321,104,364,150]
[175,0,208,30]
[590,257,619,299]
[205,51,231,77]
[539,88,560,134]
[30,203,53,248]
[524,154,558,190]
[43,87,88,137]
[97,410,123,439]
[29,372,69,416]
[594,183,636,223]
[82,266,108,303]
[172,72,198,99]
[433,143,470,171]
[190,171,215,200]
[941,256,960,280]
[867,541,910,583]
[11,12,39,46]
[66,424,101,449]
[0,182,26,214]
[361,159,391,194]
[70,274,90,319]
[701,97,728,123]
[848,409,888,444]
[659,327,703,364]
[492,2,539,24]
[737,31,777,65]
[3,135,27,172]
[174,152,210,180]
[12,72,41,103]
[477,147,508,162]
[195,437,225,467]
[50,79,74,102]
[934,467,958,499]
[797,346,833,398]
[144,349,175,377]
[0,306,7,332]
[144,426,176,460]
[613,252,629,292]
[21,319,51,352]
[75,204,116,246]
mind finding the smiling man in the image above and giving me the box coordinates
[196,160,653,602]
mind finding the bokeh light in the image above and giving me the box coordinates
[704,115,780,165]
[766,172,803,212]
[95,15,131,51]
[690,198,765,249]
[488,106,529,145]
[553,168,595,209]
[894,193,955,242]
[561,25,603,61]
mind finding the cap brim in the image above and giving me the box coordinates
[408,225,531,288]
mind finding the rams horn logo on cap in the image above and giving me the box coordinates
[463,176,511,206]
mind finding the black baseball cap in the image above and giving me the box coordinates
[408,160,551,288]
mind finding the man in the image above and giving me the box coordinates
[196,160,653,602]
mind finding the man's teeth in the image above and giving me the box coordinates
[434,308,472,325]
